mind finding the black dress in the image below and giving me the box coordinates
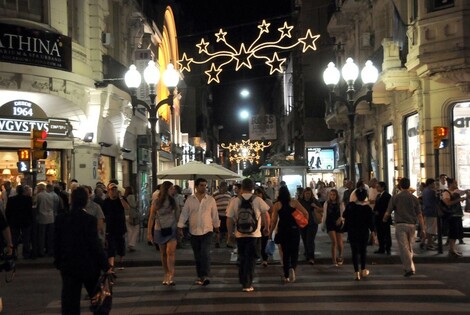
[276,203,301,278]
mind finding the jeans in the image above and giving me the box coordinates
[395,223,416,272]
[300,224,318,259]
[190,232,212,279]
[237,237,257,288]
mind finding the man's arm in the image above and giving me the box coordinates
[383,196,394,222]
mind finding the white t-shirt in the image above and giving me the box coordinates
[226,193,270,238]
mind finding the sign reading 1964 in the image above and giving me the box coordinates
[0,100,70,136]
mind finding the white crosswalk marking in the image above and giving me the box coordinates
[42,265,470,314]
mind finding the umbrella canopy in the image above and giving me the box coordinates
[157,161,243,180]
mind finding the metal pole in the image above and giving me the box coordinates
[434,148,443,254]
[348,112,356,184]
[149,93,158,194]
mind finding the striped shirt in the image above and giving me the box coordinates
[213,192,232,217]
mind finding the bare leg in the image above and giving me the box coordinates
[328,231,337,264]
[159,243,169,282]
[337,233,344,258]
[166,239,177,282]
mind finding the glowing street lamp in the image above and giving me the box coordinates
[125,61,180,192]
[323,58,378,183]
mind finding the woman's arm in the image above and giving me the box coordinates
[269,202,280,237]
[321,201,328,225]
[147,200,156,241]
[292,200,308,220]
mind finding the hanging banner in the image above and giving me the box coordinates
[249,114,276,140]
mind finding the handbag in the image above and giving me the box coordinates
[265,239,276,256]
[313,208,323,225]
[90,273,115,314]
[292,209,308,228]
[160,227,173,237]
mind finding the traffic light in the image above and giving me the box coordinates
[17,161,30,173]
[433,126,449,149]
[31,128,48,160]
[17,149,30,161]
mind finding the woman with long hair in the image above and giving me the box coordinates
[147,181,180,285]
[321,189,344,266]
[254,186,273,267]
[298,187,322,264]
[269,186,308,283]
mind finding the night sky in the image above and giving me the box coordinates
[161,0,295,142]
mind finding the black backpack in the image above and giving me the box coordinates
[236,196,258,234]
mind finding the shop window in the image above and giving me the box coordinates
[0,0,44,22]
[427,0,454,12]
[98,155,115,185]
[452,102,470,189]
[384,124,395,194]
[404,113,421,192]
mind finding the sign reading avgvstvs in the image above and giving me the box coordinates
[0,100,70,136]
[249,114,276,140]
[0,22,72,71]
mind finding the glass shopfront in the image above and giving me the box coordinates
[452,102,470,189]
[405,113,420,191]
[384,124,395,193]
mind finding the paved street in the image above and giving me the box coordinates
[1,232,470,314]
[2,263,470,314]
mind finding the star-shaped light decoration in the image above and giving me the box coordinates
[179,19,320,84]
[265,52,286,75]
[221,139,272,164]
[215,29,227,42]
[205,63,223,84]
[196,38,210,54]
[178,52,193,72]
[278,22,294,38]
[257,19,271,34]
[235,43,253,71]
[298,29,321,52]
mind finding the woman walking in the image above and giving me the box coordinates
[342,188,374,280]
[270,186,308,283]
[298,187,322,265]
[147,181,180,285]
[321,189,344,266]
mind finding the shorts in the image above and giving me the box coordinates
[218,215,227,233]
[425,217,437,235]
[106,234,126,258]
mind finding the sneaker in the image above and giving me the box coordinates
[194,279,203,285]
[288,268,296,282]
[282,276,290,283]
[242,287,254,292]
[361,269,370,278]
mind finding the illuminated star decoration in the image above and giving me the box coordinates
[178,19,320,84]
[221,139,272,164]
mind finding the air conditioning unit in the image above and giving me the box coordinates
[102,32,112,46]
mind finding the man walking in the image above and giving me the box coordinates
[384,178,425,277]
[213,181,232,248]
[373,181,392,255]
[227,178,270,292]
[177,178,219,286]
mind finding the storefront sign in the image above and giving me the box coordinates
[0,100,70,136]
[249,114,276,140]
[0,22,72,71]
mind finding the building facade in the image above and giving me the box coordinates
[0,0,182,200]
[324,0,470,191]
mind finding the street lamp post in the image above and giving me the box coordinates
[125,61,180,193]
[323,57,378,184]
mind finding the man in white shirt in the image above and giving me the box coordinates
[177,178,219,286]
[226,178,270,292]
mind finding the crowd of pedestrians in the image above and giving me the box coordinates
[1,172,468,308]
